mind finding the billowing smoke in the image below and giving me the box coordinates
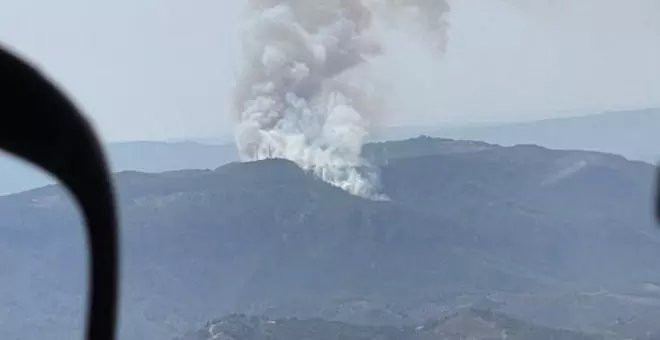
[233,0,449,199]
[369,0,451,51]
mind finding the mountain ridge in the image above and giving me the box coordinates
[1,138,660,339]
[428,108,660,164]
[0,141,239,195]
[4,107,658,195]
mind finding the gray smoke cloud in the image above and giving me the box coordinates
[233,0,449,199]
[369,0,451,51]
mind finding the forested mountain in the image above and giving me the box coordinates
[1,137,659,339]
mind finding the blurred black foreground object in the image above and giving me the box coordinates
[0,45,118,340]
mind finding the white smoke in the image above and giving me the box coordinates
[233,0,449,199]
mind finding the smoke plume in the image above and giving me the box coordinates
[233,0,449,199]
[369,0,451,51]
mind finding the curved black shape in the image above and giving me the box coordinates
[0,45,118,340]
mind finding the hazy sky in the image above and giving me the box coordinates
[0,0,658,142]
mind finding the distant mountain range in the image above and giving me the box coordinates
[0,141,239,195]
[379,108,660,164]
[2,137,660,339]
[2,108,657,195]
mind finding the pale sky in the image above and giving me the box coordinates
[0,0,658,142]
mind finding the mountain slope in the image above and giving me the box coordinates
[1,139,659,340]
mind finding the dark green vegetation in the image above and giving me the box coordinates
[2,137,660,339]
